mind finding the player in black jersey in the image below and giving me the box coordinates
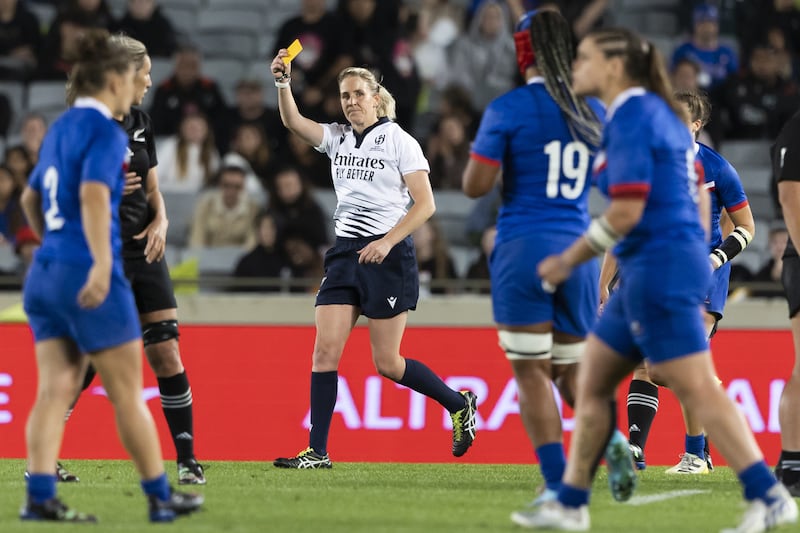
[775,108,800,497]
[61,35,205,485]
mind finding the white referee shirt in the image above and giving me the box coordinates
[316,117,430,238]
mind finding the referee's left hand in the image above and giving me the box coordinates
[357,239,392,265]
[134,218,168,263]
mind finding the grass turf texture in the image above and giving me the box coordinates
[0,459,791,532]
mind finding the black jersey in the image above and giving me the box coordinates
[775,110,800,259]
[117,106,158,258]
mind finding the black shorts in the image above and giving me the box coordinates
[782,256,800,318]
[123,256,178,315]
[316,235,419,319]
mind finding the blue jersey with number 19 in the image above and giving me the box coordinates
[594,89,705,259]
[28,98,128,265]
[470,78,603,244]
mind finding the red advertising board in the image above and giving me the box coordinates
[0,324,793,465]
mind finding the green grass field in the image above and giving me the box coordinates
[0,459,794,532]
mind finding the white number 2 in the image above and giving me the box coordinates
[543,140,590,199]
[43,166,65,231]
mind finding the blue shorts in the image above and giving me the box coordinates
[594,243,710,364]
[24,258,141,354]
[704,262,730,320]
[491,234,599,337]
[316,235,418,319]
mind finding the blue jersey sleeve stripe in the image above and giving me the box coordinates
[470,152,501,167]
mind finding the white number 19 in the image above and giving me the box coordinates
[543,140,590,200]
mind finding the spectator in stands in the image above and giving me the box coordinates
[157,111,219,193]
[188,165,260,249]
[0,0,42,80]
[413,217,457,295]
[672,58,701,91]
[228,122,278,187]
[719,43,800,140]
[114,0,178,58]
[766,26,799,82]
[0,93,10,137]
[503,0,610,39]
[751,0,800,59]
[267,166,329,252]
[148,45,227,140]
[222,78,285,156]
[750,223,790,298]
[426,114,470,190]
[36,9,93,80]
[338,0,421,130]
[3,145,32,189]
[438,84,480,139]
[0,164,24,245]
[449,0,516,112]
[11,113,46,168]
[410,0,462,97]
[672,3,738,95]
[283,226,325,294]
[231,210,289,293]
[465,225,495,294]
[283,131,331,189]
[272,0,347,119]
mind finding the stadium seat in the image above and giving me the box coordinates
[0,244,19,272]
[161,4,198,35]
[162,190,200,248]
[434,191,477,246]
[739,166,772,195]
[615,0,681,8]
[449,244,481,279]
[27,80,67,111]
[719,140,772,170]
[197,8,264,34]
[195,30,258,61]
[206,0,269,11]
[27,1,58,31]
[28,106,65,128]
[588,188,607,217]
[746,191,778,221]
[311,188,338,243]
[203,58,247,103]
[0,81,25,132]
[185,246,244,275]
[643,12,680,36]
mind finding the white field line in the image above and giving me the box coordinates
[626,489,710,506]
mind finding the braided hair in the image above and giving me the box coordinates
[587,27,687,123]
[523,9,603,148]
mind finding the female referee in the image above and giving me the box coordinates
[269,50,477,468]
[462,8,619,507]
[60,34,205,486]
[516,28,796,531]
[19,29,202,522]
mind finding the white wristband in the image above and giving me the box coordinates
[274,80,291,89]
[585,216,621,254]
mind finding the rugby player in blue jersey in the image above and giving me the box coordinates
[18,29,202,523]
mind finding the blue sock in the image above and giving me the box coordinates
[738,461,779,502]
[558,483,590,509]
[685,434,705,459]
[309,371,338,455]
[397,359,465,413]
[141,473,170,502]
[27,473,56,504]
[536,442,566,491]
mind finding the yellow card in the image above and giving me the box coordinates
[282,39,303,65]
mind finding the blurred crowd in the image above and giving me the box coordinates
[1,0,799,296]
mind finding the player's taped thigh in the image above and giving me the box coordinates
[552,341,586,365]
[142,320,179,347]
[498,330,552,360]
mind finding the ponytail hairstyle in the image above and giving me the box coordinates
[587,27,687,123]
[337,66,397,121]
[519,9,603,148]
[64,29,133,105]
[673,88,711,138]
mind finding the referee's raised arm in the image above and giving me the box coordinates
[270,49,324,148]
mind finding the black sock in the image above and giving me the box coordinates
[158,371,194,463]
[627,379,658,450]
[396,359,465,413]
[65,365,97,422]
[779,450,800,485]
[309,371,338,456]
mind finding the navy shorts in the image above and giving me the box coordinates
[123,256,177,314]
[316,235,418,319]
[782,255,800,318]
[24,258,141,354]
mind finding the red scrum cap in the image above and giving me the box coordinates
[514,10,539,77]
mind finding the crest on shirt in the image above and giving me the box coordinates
[375,134,385,145]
